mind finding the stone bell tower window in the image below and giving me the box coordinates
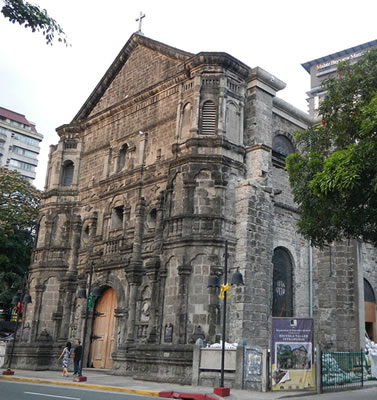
[200,101,217,135]
[62,160,74,186]
[111,205,124,230]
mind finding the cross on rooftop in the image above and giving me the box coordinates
[136,11,146,35]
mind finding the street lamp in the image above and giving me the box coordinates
[74,262,101,382]
[207,240,244,397]
[3,274,32,375]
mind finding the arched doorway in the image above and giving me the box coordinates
[364,278,376,342]
[89,287,117,368]
[272,247,293,317]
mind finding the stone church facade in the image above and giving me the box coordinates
[15,34,377,382]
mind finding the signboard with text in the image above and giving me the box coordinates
[271,318,315,391]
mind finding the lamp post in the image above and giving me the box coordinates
[207,240,244,397]
[3,273,32,375]
[75,262,101,382]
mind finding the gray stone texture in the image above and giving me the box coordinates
[12,34,377,383]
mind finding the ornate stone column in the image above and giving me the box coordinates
[190,75,201,134]
[58,275,77,340]
[146,193,164,342]
[175,263,192,344]
[114,308,128,347]
[125,198,146,342]
[217,76,226,136]
[145,258,159,343]
[68,215,82,272]
[30,283,45,341]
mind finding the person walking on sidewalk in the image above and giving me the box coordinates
[58,341,72,377]
[72,339,82,376]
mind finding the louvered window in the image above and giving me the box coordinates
[200,101,217,134]
[272,135,294,168]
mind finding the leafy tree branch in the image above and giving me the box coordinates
[1,0,69,45]
[286,47,377,247]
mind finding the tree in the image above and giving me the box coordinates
[286,47,377,248]
[1,0,68,45]
[0,168,41,307]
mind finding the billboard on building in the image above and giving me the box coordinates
[271,318,315,391]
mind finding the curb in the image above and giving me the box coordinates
[0,375,161,397]
[159,392,218,399]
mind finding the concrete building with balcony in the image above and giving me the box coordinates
[0,106,43,182]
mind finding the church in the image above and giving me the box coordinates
[16,33,377,383]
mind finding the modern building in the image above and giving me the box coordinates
[0,106,43,182]
[302,39,377,116]
[12,34,377,387]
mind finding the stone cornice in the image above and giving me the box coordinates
[272,96,315,128]
[246,143,272,153]
[248,66,286,95]
[168,153,246,174]
[185,52,250,79]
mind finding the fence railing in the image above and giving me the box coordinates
[321,351,369,392]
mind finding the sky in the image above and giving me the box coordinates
[0,0,376,190]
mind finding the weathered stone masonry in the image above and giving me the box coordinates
[13,34,377,383]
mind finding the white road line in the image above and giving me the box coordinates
[24,392,80,400]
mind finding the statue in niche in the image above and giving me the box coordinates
[164,323,173,343]
[141,300,150,322]
[140,285,151,322]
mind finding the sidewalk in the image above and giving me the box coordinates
[1,368,376,399]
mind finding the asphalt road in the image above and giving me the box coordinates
[286,386,377,399]
[0,381,166,400]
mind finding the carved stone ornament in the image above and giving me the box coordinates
[164,323,173,342]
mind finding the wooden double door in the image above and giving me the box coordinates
[89,287,117,369]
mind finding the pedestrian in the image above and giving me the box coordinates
[72,339,82,376]
[58,341,72,377]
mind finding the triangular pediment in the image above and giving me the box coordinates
[73,34,193,122]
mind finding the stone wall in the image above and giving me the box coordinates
[18,34,377,384]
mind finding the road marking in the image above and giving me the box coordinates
[24,392,80,400]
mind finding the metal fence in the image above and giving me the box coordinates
[321,351,369,392]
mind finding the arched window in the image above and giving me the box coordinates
[272,247,293,317]
[117,144,128,172]
[181,103,192,139]
[111,205,124,230]
[200,101,217,135]
[272,135,295,168]
[62,161,74,186]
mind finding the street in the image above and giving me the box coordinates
[0,381,166,400]
[287,386,377,399]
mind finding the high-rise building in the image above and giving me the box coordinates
[0,106,43,182]
[302,39,377,116]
